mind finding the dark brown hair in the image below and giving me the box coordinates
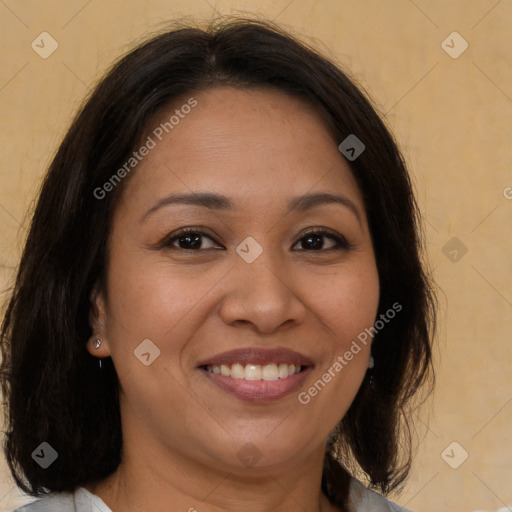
[0,17,436,508]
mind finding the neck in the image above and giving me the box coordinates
[85,436,347,512]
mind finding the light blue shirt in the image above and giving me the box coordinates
[12,478,414,511]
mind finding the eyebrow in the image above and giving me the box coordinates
[140,191,362,225]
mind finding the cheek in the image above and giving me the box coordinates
[101,250,223,429]
[306,262,380,344]
[104,248,226,343]
[296,262,379,408]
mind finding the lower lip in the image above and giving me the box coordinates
[199,367,313,403]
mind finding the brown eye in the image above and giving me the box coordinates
[162,228,222,250]
[293,230,353,251]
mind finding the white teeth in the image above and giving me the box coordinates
[205,363,303,380]
[245,364,262,380]
[262,364,279,381]
[278,363,289,378]
[231,363,245,379]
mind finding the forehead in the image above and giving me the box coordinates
[116,86,364,216]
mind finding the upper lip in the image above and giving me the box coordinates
[196,347,314,368]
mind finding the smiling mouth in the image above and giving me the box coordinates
[202,362,306,380]
[196,347,314,402]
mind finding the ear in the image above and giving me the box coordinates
[86,283,111,358]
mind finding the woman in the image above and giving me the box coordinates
[0,18,436,512]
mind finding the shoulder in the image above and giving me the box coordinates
[11,492,75,512]
[11,487,111,512]
[348,478,415,512]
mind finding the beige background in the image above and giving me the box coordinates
[1,1,511,511]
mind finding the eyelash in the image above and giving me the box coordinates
[160,226,354,252]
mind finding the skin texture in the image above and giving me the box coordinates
[86,86,380,512]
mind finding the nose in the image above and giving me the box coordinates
[218,249,307,335]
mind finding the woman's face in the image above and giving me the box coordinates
[89,86,380,473]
